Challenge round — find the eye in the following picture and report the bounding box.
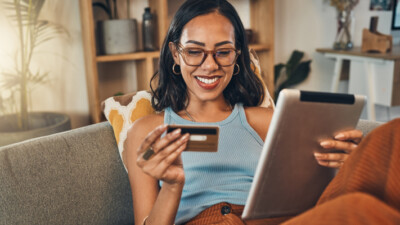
[215,49,233,57]
[185,48,204,57]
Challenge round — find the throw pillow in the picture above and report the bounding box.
[102,90,155,168]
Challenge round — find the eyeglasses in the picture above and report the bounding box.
[175,43,241,67]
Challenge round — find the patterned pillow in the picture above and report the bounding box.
[102,90,155,167]
[102,49,275,170]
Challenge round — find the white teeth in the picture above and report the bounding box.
[196,76,219,84]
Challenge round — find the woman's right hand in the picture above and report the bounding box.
[136,124,190,185]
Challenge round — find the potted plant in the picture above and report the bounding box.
[0,0,71,146]
[274,50,312,102]
[94,0,139,55]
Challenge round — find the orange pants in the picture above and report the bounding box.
[185,119,400,225]
[185,202,291,225]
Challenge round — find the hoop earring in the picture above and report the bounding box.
[233,64,240,75]
[172,63,181,75]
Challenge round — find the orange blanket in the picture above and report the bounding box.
[283,118,400,224]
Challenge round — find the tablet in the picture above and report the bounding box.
[242,89,366,220]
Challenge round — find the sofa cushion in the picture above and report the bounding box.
[0,122,134,225]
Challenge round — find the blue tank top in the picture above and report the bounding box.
[163,103,264,224]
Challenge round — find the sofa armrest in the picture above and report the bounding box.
[0,122,134,225]
[356,119,383,135]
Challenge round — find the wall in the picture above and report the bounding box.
[275,0,400,121]
[0,1,89,128]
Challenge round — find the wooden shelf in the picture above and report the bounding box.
[96,51,160,62]
[79,0,274,123]
[249,43,271,52]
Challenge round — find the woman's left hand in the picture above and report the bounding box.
[314,129,363,168]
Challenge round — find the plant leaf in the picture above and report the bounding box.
[278,60,311,91]
[274,63,285,86]
[286,50,304,79]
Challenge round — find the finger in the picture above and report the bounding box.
[140,134,189,179]
[316,159,344,168]
[137,133,188,169]
[151,128,183,154]
[159,140,189,181]
[314,152,348,162]
[152,133,189,162]
[320,140,358,153]
[334,129,363,144]
[138,124,168,156]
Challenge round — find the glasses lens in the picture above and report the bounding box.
[182,48,205,66]
[214,49,237,66]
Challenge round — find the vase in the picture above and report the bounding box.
[333,10,354,50]
[97,19,139,55]
[0,112,71,147]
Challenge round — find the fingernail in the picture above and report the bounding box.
[181,133,190,141]
[335,133,345,140]
[172,128,181,135]
[314,152,323,158]
[159,124,168,130]
[320,141,331,148]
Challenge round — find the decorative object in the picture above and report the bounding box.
[142,7,156,51]
[245,29,254,44]
[392,0,400,29]
[94,0,139,54]
[370,0,393,11]
[97,19,138,54]
[0,112,71,146]
[274,50,311,102]
[0,0,71,146]
[330,0,359,50]
[362,17,392,53]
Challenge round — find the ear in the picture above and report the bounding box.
[169,42,180,65]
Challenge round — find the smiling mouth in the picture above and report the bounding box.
[195,76,220,84]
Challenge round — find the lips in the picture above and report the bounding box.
[195,76,221,90]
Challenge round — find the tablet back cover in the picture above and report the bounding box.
[242,89,365,220]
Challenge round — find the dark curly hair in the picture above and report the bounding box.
[150,0,265,112]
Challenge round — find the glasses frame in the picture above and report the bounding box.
[175,43,241,67]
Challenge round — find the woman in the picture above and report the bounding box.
[125,0,362,224]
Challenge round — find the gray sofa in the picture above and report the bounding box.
[0,120,382,225]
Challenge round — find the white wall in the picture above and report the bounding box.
[0,1,89,128]
[275,0,393,92]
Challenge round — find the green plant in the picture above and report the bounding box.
[93,0,130,19]
[0,0,68,130]
[274,50,311,101]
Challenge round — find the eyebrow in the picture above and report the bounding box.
[185,40,233,47]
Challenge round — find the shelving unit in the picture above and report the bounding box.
[79,0,274,123]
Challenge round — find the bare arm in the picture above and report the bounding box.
[124,114,189,224]
[245,106,274,142]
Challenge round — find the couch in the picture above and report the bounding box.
[0,120,382,225]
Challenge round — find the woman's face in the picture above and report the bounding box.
[170,12,236,104]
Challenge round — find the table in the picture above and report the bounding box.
[316,47,400,121]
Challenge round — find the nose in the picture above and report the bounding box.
[201,53,219,70]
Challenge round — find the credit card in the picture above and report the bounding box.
[167,125,219,152]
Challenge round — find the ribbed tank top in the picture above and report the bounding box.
[163,103,264,224]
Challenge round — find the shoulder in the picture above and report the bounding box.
[129,112,164,136]
[126,112,165,145]
[244,106,273,142]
